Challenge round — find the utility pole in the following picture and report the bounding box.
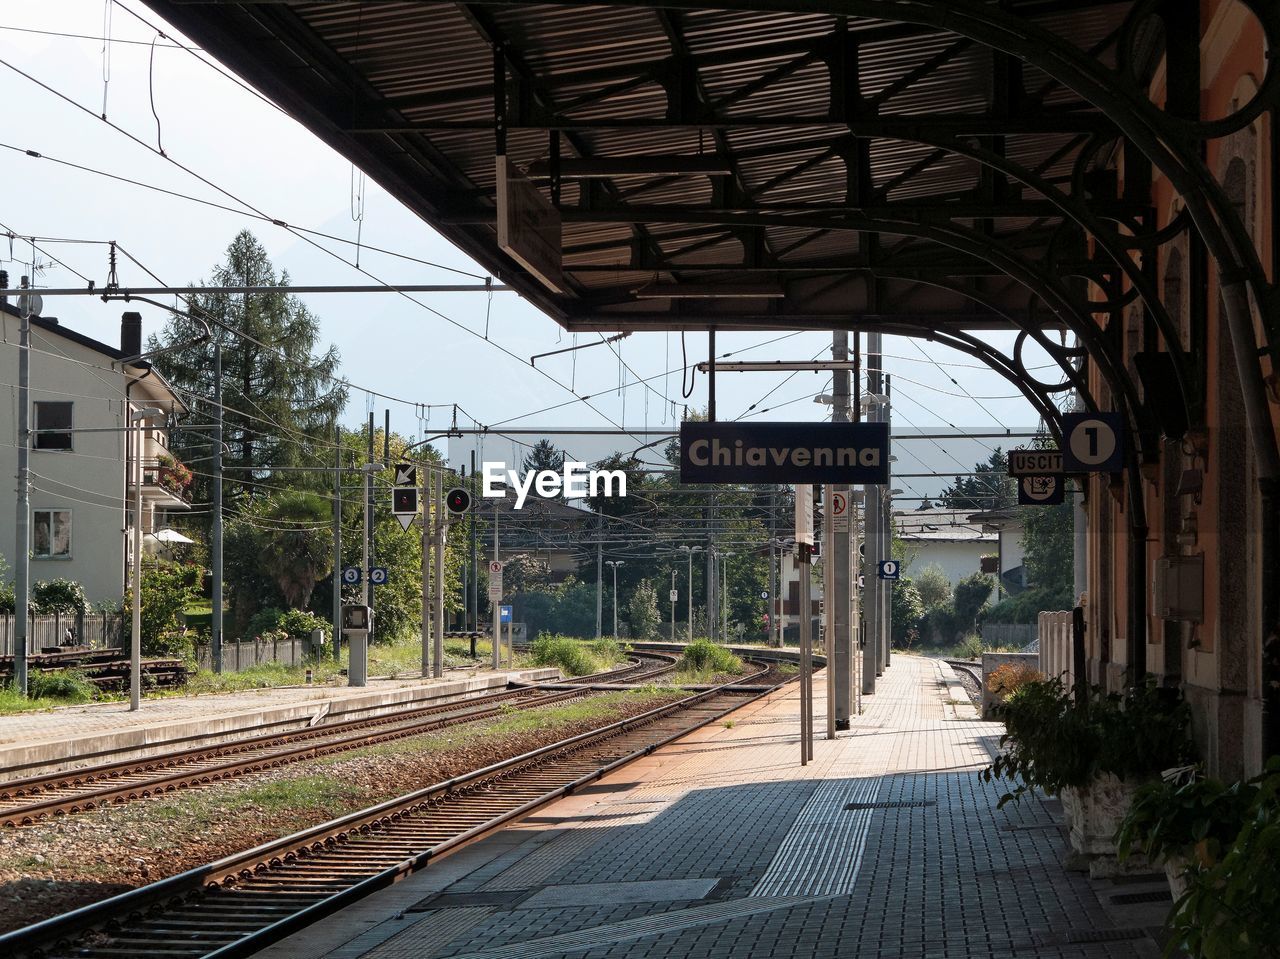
[332,424,342,662]
[606,560,623,638]
[670,568,676,641]
[831,329,854,728]
[720,552,729,641]
[351,411,374,687]
[433,472,445,678]
[13,284,30,696]
[421,466,432,678]
[768,489,778,647]
[680,545,701,642]
[707,494,716,641]
[595,511,603,639]
[469,449,478,649]
[492,497,501,669]
[211,341,223,674]
[863,332,882,694]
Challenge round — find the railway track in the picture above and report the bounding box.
[1,664,780,959]
[0,653,679,828]
[943,659,983,704]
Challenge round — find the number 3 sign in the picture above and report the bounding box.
[1061,412,1125,473]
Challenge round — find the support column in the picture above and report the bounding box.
[862,331,882,693]
[832,330,853,728]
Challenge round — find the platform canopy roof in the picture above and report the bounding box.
[147,1,1157,336]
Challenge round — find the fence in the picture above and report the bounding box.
[194,637,311,672]
[1037,610,1075,688]
[979,623,1037,650]
[0,612,124,657]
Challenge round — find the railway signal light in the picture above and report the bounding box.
[445,487,472,515]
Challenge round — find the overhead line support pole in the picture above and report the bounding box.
[333,425,342,662]
[211,340,223,674]
[14,301,30,696]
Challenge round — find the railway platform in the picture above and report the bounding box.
[253,655,1167,959]
[0,666,558,778]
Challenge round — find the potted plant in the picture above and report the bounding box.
[983,678,1195,861]
[1166,758,1280,957]
[1115,767,1257,899]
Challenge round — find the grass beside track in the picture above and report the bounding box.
[0,634,516,714]
[0,688,687,934]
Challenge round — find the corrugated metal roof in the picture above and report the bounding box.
[144,0,1133,332]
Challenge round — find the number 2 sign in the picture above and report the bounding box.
[1061,412,1125,473]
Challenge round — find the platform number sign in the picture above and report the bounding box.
[341,566,362,586]
[878,560,901,581]
[760,590,770,600]
[369,567,388,586]
[1062,412,1125,473]
[1018,474,1065,506]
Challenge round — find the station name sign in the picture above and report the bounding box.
[1007,448,1062,477]
[679,422,890,485]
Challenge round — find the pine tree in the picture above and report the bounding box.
[149,231,348,512]
[522,439,564,474]
[938,448,1016,511]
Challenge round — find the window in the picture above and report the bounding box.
[33,509,72,559]
[33,401,72,451]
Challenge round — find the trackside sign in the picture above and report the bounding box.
[679,422,890,485]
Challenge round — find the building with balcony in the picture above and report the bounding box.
[0,302,189,603]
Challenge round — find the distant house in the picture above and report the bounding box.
[894,507,996,588]
[967,508,1028,600]
[0,302,189,603]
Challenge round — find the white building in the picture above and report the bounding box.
[967,507,1028,599]
[894,507,996,587]
[1,302,188,603]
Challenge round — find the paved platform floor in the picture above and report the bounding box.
[254,656,1167,959]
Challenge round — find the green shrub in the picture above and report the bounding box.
[677,639,743,675]
[29,669,98,703]
[32,578,87,614]
[125,564,201,659]
[891,579,924,648]
[981,585,1075,624]
[277,608,331,641]
[953,572,995,626]
[244,606,285,641]
[957,634,985,659]
[528,634,597,677]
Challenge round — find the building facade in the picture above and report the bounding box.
[0,303,188,605]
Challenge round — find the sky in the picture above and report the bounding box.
[0,1,1059,489]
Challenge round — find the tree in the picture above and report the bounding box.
[891,579,925,648]
[1022,498,1074,595]
[914,564,953,611]
[255,491,334,610]
[503,553,552,594]
[150,231,348,512]
[938,449,1016,511]
[522,439,564,474]
[953,572,995,628]
[628,578,661,640]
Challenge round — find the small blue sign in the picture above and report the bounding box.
[369,567,389,585]
[499,605,512,624]
[878,560,901,581]
[1061,411,1125,473]
[341,566,362,586]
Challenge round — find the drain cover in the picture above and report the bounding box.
[1110,890,1173,905]
[844,800,936,810]
[1065,927,1148,943]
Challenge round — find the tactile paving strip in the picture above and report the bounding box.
[749,776,883,897]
